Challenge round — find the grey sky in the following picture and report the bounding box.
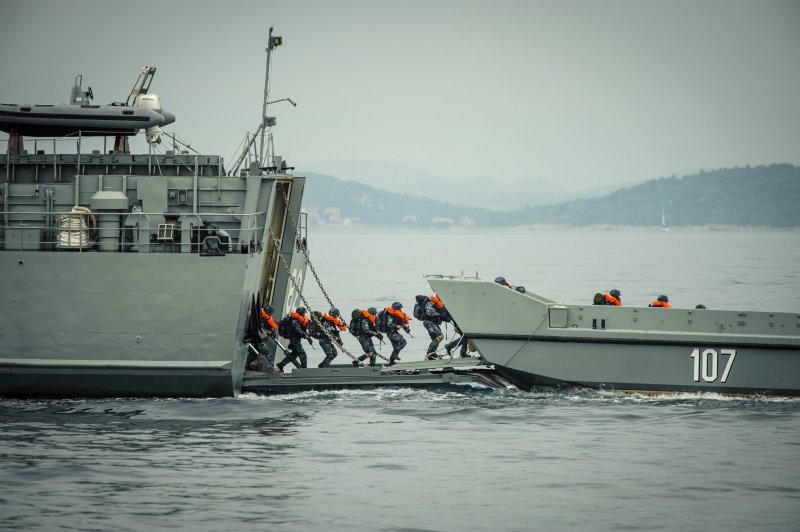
[1,0,798,188]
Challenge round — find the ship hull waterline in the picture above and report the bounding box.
[472,336,800,396]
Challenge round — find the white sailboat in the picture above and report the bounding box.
[661,205,669,232]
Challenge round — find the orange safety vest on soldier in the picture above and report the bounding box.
[429,294,444,310]
[324,313,347,331]
[261,309,278,331]
[291,311,309,328]
[603,294,622,306]
[361,308,376,324]
[649,300,671,308]
[387,306,411,325]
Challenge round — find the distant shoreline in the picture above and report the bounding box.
[306,224,800,232]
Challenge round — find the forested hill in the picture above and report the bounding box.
[302,164,800,228]
[493,164,800,227]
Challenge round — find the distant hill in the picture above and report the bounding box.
[298,160,611,209]
[493,164,800,228]
[302,164,800,228]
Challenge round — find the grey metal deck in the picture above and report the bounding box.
[242,356,511,393]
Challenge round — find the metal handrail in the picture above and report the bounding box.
[1,209,269,254]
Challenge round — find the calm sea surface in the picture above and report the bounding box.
[2,229,799,531]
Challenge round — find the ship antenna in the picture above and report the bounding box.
[230,28,295,175]
[259,27,282,168]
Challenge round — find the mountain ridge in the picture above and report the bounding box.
[301,164,800,228]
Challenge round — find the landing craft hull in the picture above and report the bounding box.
[427,277,800,396]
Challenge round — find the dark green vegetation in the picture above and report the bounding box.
[303,164,800,228]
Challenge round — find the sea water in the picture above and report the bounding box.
[1,228,799,531]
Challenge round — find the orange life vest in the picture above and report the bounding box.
[324,313,347,331]
[361,309,376,324]
[650,300,671,308]
[603,294,622,306]
[387,306,410,325]
[261,309,278,330]
[291,311,309,328]
[429,294,444,309]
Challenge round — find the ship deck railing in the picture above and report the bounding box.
[0,209,283,255]
[2,131,227,179]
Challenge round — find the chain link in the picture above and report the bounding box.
[279,185,336,308]
[267,228,388,364]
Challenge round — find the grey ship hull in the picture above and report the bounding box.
[0,149,308,398]
[427,278,800,395]
[2,252,253,397]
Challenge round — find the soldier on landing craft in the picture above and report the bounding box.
[414,294,445,360]
[248,304,278,369]
[384,302,411,366]
[352,307,382,367]
[318,308,347,368]
[649,295,671,308]
[276,307,313,372]
[593,289,622,306]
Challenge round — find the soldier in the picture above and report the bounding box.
[423,294,446,360]
[276,307,313,372]
[444,318,469,358]
[352,307,383,367]
[649,295,671,308]
[594,289,622,306]
[385,302,411,365]
[318,308,347,368]
[247,304,278,370]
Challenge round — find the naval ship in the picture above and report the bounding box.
[427,276,800,395]
[0,30,310,398]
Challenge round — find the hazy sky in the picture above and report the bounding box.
[1,0,798,188]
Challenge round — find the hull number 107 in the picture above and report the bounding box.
[690,348,736,383]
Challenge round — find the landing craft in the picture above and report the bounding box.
[427,275,800,396]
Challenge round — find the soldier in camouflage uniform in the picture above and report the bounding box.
[318,308,347,368]
[352,307,383,367]
[444,320,469,358]
[385,301,411,365]
[276,307,313,372]
[423,295,445,360]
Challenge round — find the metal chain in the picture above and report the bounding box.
[267,228,388,364]
[275,184,390,363]
[278,184,336,309]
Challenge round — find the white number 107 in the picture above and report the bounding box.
[690,348,736,383]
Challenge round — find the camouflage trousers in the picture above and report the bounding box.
[280,337,307,369]
[318,338,338,368]
[423,321,443,355]
[387,329,407,364]
[445,334,469,357]
[357,335,377,366]
[246,338,274,369]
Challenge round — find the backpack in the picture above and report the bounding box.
[278,314,293,339]
[593,293,604,305]
[308,311,325,339]
[376,308,389,333]
[413,295,427,321]
[349,309,362,336]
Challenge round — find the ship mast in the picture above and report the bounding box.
[259,27,280,168]
[231,27,295,175]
